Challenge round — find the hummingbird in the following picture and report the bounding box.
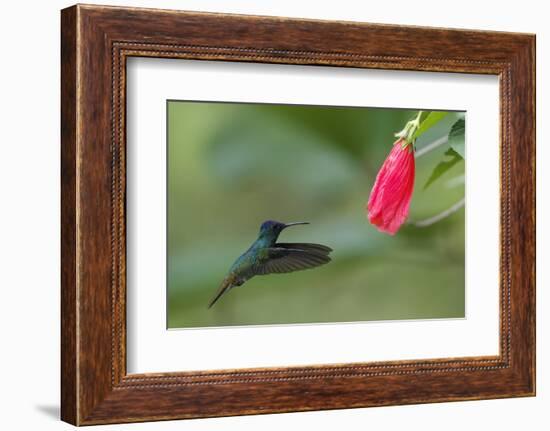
[208,220,332,308]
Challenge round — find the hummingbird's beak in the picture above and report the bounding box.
[283,221,310,229]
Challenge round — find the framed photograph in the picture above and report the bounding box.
[61,4,535,425]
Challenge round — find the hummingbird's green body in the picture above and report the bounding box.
[208,220,332,308]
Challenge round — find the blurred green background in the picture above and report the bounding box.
[167,101,465,329]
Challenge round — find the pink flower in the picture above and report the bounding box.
[367,138,415,235]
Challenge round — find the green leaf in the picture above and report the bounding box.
[413,111,448,139]
[423,148,463,190]
[448,118,465,159]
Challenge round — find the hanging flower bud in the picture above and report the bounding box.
[367,138,415,234]
[367,112,421,235]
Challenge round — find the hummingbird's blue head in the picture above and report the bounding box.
[260,220,286,235]
[259,220,310,237]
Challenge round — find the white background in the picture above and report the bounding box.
[127,59,499,373]
[0,0,547,430]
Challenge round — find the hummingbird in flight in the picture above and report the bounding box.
[208,220,332,308]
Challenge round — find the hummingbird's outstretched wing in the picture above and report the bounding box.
[275,243,333,254]
[208,243,332,308]
[253,244,332,275]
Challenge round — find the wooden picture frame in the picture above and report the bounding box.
[61,4,535,425]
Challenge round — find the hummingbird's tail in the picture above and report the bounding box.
[208,275,236,308]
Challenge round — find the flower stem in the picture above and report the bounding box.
[415,136,448,158]
[395,110,423,146]
[411,197,465,227]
